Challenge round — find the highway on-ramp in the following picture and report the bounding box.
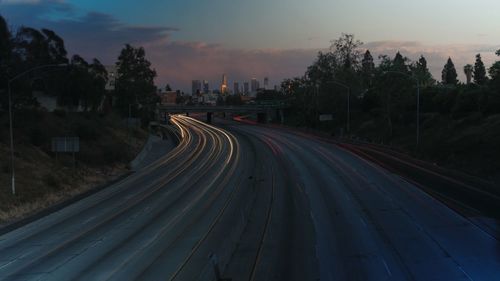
[0,115,498,281]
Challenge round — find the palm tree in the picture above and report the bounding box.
[463,64,473,85]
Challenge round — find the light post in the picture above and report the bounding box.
[382,71,420,148]
[326,80,351,133]
[7,63,68,195]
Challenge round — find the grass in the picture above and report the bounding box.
[0,110,147,225]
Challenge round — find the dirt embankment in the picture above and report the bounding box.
[0,110,148,225]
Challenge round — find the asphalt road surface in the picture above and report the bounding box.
[0,115,498,281]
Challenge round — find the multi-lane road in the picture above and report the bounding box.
[0,115,499,280]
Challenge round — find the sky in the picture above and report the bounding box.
[1,0,499,92]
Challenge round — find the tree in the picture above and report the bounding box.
[88,59,108,111]
[115,44,158,121]
[463,64,473,85]
[0,15,12,109]
[165,84,172,91]
[0,15,10,65]
[392,52,409,73]
[489,50,500,91]
[330,33,363,71]
[361,50,375,87]
[442,57,458,85]
[473,54,488,85]
[306,51,336,84]
[41,29,68,64]
[412,55,434,86]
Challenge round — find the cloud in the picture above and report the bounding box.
[1,1,498,92]
[0,0,43,4]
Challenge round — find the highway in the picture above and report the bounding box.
[0,115,499,280]
[0,115,255,280]
[227,123,500,281]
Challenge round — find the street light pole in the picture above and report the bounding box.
[382,71,420,148]
[7,63,68,195]
[7,80,15,195]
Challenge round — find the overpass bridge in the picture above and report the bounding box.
[157,104,288,123]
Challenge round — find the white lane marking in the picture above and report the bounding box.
[0,259,16,270]
[382,258,392,276]
[457,265,474,281]
[359,217,367,228]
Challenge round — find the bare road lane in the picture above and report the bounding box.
[227,122,500,281]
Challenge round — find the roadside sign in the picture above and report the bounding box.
[319,114,333,121]
[51,137,80,153]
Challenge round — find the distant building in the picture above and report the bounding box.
[200,92,217,105]
[105,65,117,91]
[243,82,249,94]
[264,77,269,89]
[203,80,210,94]
[251,78,260,93]
[192,80,202,95]
[220,74,228,94]
[160,91,178,105]
[233,82,240,95]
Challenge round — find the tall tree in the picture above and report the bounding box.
[463,64,473,85]
[115,44,158,118]
[41,29,69,64]
[361,50,375,87]
[442,57,458,85]
[392,52,409,73]
[473,53,488,85]
[330,33,363,71]
[64,54,90,109]
[88,59,108,111]
[0,15,10,63]
[0,15,11,109]
[412,55,434,86]
[489,50,500,90]
[306,51,336,84]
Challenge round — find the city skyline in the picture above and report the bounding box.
[189,76,271,95]
[1,0,499,92]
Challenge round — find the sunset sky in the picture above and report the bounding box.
[1,0,499,92]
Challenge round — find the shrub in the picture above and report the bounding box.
[74,120,99,141]
[42,173,60,189]
[29,127,49,147]
[52,109,67,118]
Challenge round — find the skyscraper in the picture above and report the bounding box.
[220,74,228,94]
[251,78,260,93]
[233,82,240,95]
[192,80,202,95]
[264,77,269,89]
[243,82,249,95]
[203,80,209,94]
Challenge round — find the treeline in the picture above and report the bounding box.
[281,34,500,141]
[0,15,158,121]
